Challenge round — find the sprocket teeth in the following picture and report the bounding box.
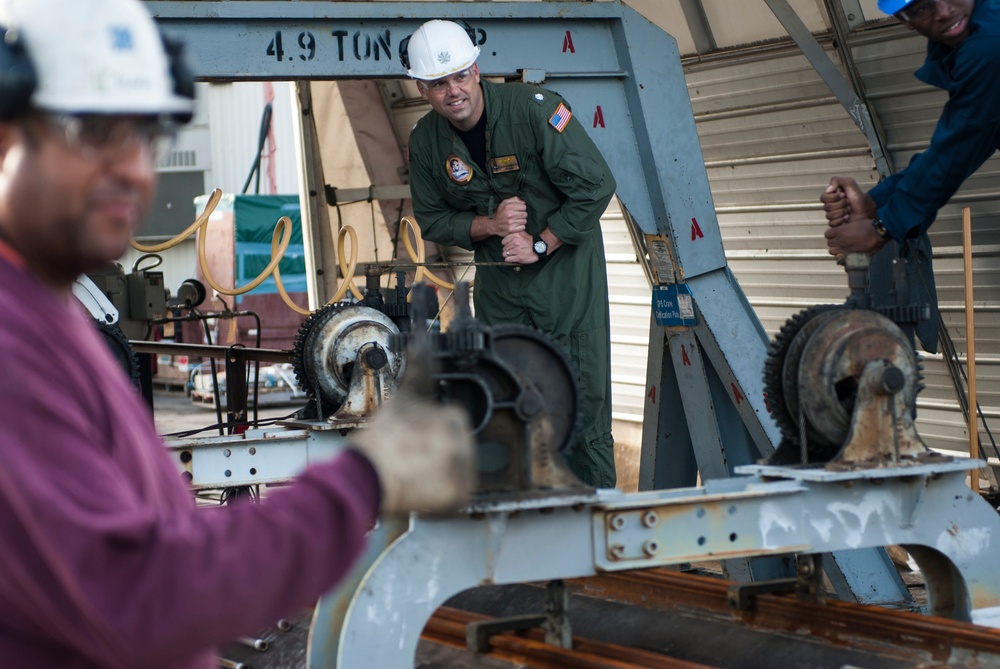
[762,304,842,457]
[290,303,347,400]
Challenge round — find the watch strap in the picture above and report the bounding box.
[872,217,890,239]
[532,234,548,258]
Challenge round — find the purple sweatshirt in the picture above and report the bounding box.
[0,248,381,668]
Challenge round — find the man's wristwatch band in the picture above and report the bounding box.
[872,216,890,240]
[532,234,548,258]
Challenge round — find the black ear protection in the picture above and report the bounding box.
[160,30,196,123]
[398,19,478,73]
[0,25,38,121]
[398,35,412,71]
[399,34,413,72]
[0,23,196,123]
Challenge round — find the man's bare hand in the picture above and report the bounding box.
[490,197,527,236]
[820,176,887,258]
[821,177,875,228]
[824,217,888,258]
[501,231,532,264]
[470,196,528,242]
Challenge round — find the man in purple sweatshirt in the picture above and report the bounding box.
[0,1,476,667]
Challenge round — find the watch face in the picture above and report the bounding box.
[534,240,547,254]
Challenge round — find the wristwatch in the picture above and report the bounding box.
[532,234,548,258]
[871,216,890,240]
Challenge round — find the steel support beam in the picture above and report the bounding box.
[762,0,891,177]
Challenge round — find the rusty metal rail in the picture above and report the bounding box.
[419,569,1000,668]
[581,569,1000,663]
[425,605,720,669]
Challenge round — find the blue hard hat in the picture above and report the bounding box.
[878,0,914,14]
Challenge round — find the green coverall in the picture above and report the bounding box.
[408,79,618,488]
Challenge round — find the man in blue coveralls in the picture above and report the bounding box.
[821,0,999,256]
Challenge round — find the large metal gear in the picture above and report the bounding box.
[427,321,583,494]
[446,324,581,458]
[395,282,584,493]
[763,304,843,463]
[764,305,923,465]
[291,302,404,414]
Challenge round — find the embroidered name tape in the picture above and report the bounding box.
[490,155,520,174]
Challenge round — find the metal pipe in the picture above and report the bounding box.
[129,341,290,364]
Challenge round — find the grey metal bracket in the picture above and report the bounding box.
[466,579,572,652]
[727,554,824,611]
[466,615,546,653]
[727,577,797,610]
[306,458,1000,668]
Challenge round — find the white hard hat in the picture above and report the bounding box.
[403,20,480,81]
[0,0,194,117]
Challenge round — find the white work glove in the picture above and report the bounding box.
[349,389,477,516]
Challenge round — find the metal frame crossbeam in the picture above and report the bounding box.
[313,461,1000,667]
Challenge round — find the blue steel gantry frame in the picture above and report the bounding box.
[147,2,909,604]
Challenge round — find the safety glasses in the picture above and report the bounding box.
[38,113,177,159]
[896,0,951,22]
[423,68,475,95]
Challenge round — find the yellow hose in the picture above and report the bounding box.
[332,226,364,302]
[131,188,224,254]
[131,192,478,315]
[400,216,473,293]
[130,188,363,315]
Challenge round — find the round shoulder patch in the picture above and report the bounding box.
[446,154,473,184]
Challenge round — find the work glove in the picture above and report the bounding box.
[349,388,477,516]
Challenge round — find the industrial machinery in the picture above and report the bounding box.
[164,267,1000,668]
[762,254,938,470]
[138,2,1000,667]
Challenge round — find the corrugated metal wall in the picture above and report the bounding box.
[204,81,301,196]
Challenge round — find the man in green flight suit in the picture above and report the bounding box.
[402,19,618,488]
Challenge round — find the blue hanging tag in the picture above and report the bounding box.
[652,284,696,327]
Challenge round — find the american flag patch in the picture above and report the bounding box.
[549,103,572,132]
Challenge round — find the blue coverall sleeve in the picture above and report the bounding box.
[873,38,1000,240]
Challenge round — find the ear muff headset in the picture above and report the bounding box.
[398,35,413,72]
[160,31,196,123]
[0,23,195,123]
[0,26,38,121]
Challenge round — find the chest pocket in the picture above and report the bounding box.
[552,152,605,197]
[489,150,537,199]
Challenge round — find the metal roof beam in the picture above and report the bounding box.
[679,0,717,54]
[762,0,891,178]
